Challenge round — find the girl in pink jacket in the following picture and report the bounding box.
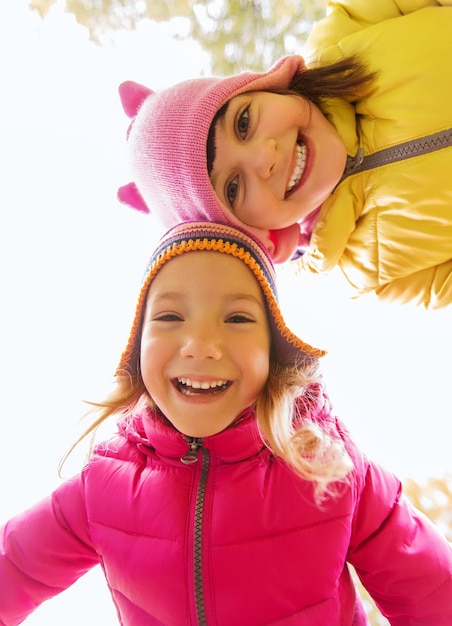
[1,221,452,625]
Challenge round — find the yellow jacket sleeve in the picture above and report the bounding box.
[305,0,452,60]
[375,260,452,309]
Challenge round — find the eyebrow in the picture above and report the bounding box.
[226,293,266,308]
[209,113,230,191]
[148,291,184,302]
[149,290,265,308]
[210,166,220,190]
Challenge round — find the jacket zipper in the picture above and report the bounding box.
[181,437,210,626]
[292,127,452,260]
[340,127,452,183]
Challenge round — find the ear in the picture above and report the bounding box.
[268,225,302,263]
[117,182,150,214]
[118,81,153,118]
[237,224,300,263]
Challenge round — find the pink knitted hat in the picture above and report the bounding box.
[117,221,325,379]
[118,55,306,263]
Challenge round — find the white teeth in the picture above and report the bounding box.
[178,377,228,389]
[287,142,307,193]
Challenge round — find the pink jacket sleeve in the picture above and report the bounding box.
[348,458,452,624]
[0,474,99,625]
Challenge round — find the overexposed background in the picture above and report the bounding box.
[1,2,451,624]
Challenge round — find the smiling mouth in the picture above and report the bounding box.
[176,377,231,396]
[286,141,307,195]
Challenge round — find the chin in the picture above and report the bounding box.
[175,422,228,438]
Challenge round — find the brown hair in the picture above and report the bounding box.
[286,55,376,107]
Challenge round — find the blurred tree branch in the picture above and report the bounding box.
[28,0,327,73]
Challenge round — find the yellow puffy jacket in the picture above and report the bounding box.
[301,0,452,308]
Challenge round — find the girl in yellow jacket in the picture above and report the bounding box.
[118,0,452,309]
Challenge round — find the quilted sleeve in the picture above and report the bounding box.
[348,461,452,624]
[0,475,99,625]
[304,0,450,59]
[374,260,452,309]
[326,0,448,23]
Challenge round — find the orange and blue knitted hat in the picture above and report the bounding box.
[117,55,306,264]
[117,222,325,378]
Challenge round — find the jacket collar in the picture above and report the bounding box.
[120,406,266,464]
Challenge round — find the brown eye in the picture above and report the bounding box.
[226,314,253,323]
[154,313,183,322]
[226,176,239,207]
[237,107,249,139]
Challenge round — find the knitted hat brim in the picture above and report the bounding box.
[117,222,325,378]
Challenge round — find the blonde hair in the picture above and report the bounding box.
[58,372,145,475]
[60,359,352,501]
[256,361,353,500]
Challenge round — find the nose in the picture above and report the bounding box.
[180,326,222,360]
[253,138,277,180]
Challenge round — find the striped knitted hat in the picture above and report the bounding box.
[117,222,325,378]
[117,55,306,264]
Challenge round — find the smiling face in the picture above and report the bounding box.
[209,91,347,230]
[140,251,271,437]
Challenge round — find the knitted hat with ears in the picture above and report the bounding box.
[117,55,307,264]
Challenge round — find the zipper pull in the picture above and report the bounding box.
[181,437,203,464]
[340,147,364,183]
[348,147,364,171]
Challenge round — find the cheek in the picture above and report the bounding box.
[140,337,151,372]
[249,344,271,386]
[247,362,270,406]
[140,337,166,387]
[292,97,312,125]
[239,186,278,226]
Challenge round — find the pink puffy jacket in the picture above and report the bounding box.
[1,400,452,625]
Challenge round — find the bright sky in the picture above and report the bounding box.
[1,2,451,624]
